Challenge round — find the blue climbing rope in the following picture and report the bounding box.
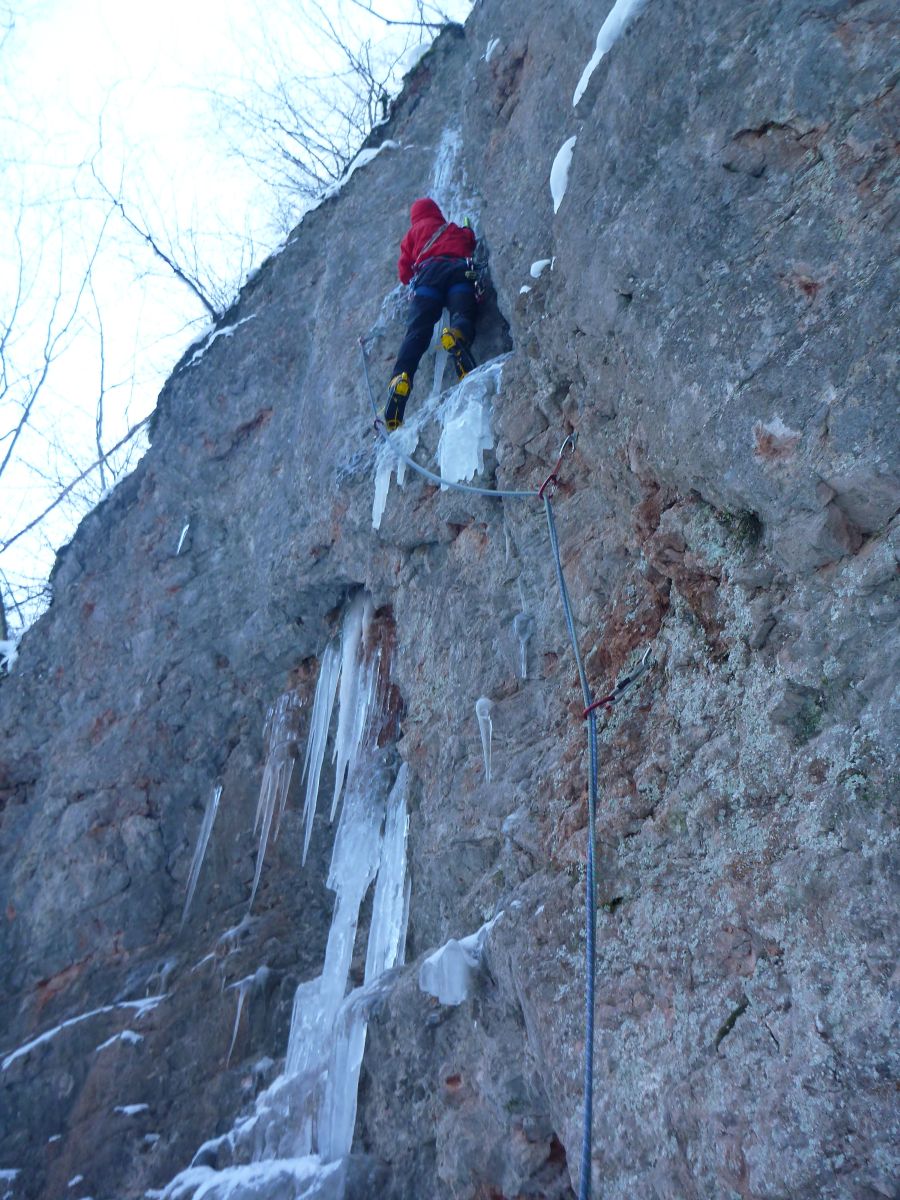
[359,333,610,1199]
[544,496,598,1200]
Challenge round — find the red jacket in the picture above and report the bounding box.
[397,198,476,285]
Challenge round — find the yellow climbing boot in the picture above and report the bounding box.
[382,372,411,431]
[440,327,476,380]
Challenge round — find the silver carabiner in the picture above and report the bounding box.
[558,432,578,458]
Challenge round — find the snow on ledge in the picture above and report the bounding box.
[187,315,256,369]
[419,914,501,1006]
[573,0,650,106]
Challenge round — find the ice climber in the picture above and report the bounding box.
[382,197,478,430]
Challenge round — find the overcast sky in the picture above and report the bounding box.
[0,0,471,636]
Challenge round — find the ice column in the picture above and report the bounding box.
[513,612,534,680]
[181,784,222,925]
[475,697,494,784]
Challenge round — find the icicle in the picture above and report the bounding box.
[225,968,270,1066]
[181,785,222,925]
[300,640,341,864]
[249,690,303,908]
[475,697,494,783]
[513,612,534,680]
[226,982,247,1066]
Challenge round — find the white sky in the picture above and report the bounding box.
[0,0,471,634]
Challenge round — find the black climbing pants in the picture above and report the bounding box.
[392,257,477,382]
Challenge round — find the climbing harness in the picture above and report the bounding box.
[411,222,450,277]
[359,334,652,1199]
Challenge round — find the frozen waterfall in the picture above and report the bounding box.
[154,596,409,1200]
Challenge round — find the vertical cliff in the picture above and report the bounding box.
[1,2,897,1198]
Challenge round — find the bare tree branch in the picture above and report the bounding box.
[0,413,151,556]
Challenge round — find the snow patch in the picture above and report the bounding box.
[2,995,166,1070]
[519,285,532,295]
[573,0,650,105]
[68,1177,84,1189]
[0,637,19,673]
[186,315,256,368]
[550,136,577,214]
[95,1029,143,1052]
[401,42,430,72]
[530,258,552,278]
[321,140,400,200]
[114,1104,149,1116]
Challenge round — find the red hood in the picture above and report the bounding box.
[410,198,444,224]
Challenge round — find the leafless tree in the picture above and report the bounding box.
[211,0,461,231]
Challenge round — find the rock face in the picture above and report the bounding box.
[1,2,897,1198]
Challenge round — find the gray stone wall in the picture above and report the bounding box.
[0,2,896,1198]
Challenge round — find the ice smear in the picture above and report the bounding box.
[68,1176,84,1188]
[0,1172,19,1182]
[365,765,410,980]
[530,258,552,278]
[182,785,222,924]
[573,0,650,105]
[226,968,270,1065]
[114,1104,149,1116]
[249,690,304,908]
[513,612,534,679]
[430,128,464,219]
[176,523,190,555]
[431,310,450,399]
[330,595,375,821]
[301,640,340,863]
[475,697,494,783]
[550,136,577,214]
[419,915,500,1005]
[484,37,500,61]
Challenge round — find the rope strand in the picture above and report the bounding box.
[357,332,637,1200]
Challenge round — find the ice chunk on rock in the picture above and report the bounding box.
[419,915,501,1006]
[550,136,577,214]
